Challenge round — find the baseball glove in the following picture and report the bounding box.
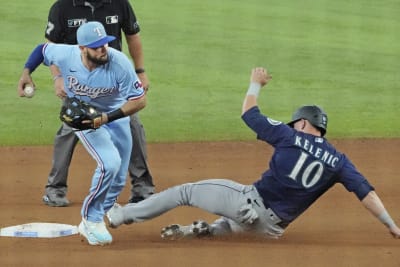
[60,97,102,130]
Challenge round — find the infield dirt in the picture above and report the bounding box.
[1,139,399,267]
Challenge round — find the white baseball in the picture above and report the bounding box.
[24,86,35,98]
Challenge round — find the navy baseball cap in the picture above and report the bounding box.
[77,21,116,48]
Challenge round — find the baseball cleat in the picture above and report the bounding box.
[128,196,145,204]
[191,220,211,237]
[160,224,188,240]
[160,220,211,240]
[106,203,124,228]
[78,218,112,246]
[42,194,70,207]
[128,192,154,204]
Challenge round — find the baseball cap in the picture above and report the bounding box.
[77,21,116,48]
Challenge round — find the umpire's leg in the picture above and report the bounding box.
[45,123,79,202]
[128,113,155,203]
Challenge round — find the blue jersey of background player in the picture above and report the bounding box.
[42,21,146,246]
[247,104,373,226]
[43,43,143,112]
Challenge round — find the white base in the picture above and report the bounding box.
[0,222,78,238]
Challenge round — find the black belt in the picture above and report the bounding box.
[277,221,289,229]
[263,202,289,229]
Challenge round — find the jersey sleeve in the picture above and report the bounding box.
[42,43,71,68]
[112,50,144,100]
[337,155,375,200]
[241,106,294,146]
[42,43,55,66]
[120,0,140,35]
[45,1,65,42]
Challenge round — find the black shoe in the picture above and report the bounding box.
[42,194,70,207]
[128,192,154,204]
[128,196,145,203]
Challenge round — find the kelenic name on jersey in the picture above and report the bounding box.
[293,135,339,168]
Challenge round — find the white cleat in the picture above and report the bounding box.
[78,218,112,246]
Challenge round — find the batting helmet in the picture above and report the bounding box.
[287,105,328,136]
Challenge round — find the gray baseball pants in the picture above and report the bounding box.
[120,179,285,238]
[45,113,154,200]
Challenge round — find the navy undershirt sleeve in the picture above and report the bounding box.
[24,44,45,73]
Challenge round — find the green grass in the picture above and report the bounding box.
[1,0,399,145]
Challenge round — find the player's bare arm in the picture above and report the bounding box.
[121,95,147,116]
[18,39,54,97]
[241,67,272,115]
[49,65,66,99]
[125,33,149,90]
[95,95,147,127]
[81,96,147,129]
[361,190,400,238]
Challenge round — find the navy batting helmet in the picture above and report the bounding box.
[287,105,328,136]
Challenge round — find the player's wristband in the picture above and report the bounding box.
[106,108,125,123]
[135,68,145,74]
[378,211,396,228]
[246,82,261,97]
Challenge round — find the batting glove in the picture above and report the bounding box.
[238,200,259,225]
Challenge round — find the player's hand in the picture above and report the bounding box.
[138,72,150,92]
[250,67,272,87]
[17,68,35,97]
[81,113,106,129]
[54,77,67,99]
[389,225,400,238]
[237,199,259,225]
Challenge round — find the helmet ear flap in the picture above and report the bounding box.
[287,105,328,136]
[287,119,301,128]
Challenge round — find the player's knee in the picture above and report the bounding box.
[102,157,122,176]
